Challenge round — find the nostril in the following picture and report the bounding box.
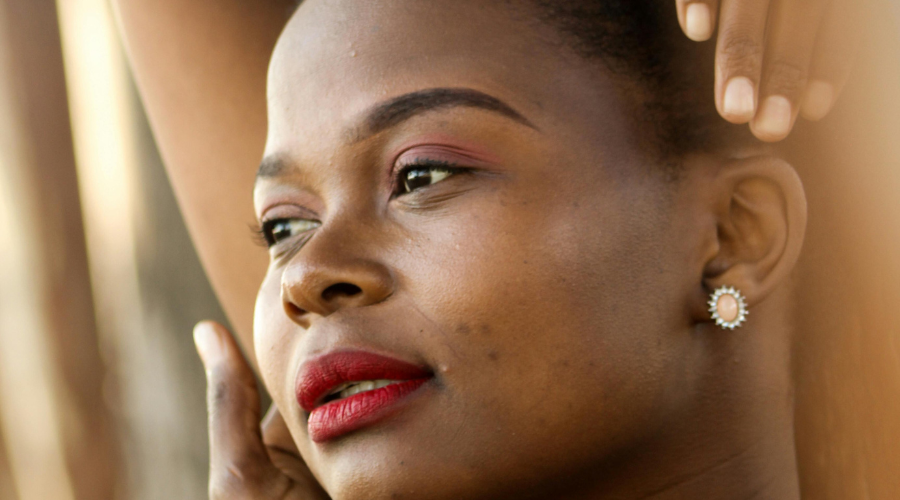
[285,302,307,318]
[321,282,362,302]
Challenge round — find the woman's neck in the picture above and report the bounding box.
[545,319,801,500]
[543,410,800,500]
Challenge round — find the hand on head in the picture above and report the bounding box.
[675,0,870,141]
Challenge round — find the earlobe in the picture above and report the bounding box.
[693,155,807,324]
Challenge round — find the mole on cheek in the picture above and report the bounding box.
[456,323,471,335]
[487,350,500,361]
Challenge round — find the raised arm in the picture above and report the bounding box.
[112,0,296,359]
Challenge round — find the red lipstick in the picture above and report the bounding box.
[296,351,432,443]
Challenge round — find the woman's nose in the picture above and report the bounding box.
[280,253,394,322]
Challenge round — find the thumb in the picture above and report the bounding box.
[193,321,284,494]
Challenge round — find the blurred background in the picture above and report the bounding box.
[0,0,224,498]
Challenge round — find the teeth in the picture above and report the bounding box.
[335,379,398,400]
[326,382,353,396]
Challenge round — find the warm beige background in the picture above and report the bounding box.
[0,0,223,498]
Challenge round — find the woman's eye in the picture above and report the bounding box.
[399,165,460,194]
[261,218,320,247]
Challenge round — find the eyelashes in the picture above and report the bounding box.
[252,218,322,249]
[393,158,467,196]
[251,220,317,265]
[253,157,472,250]
[251,222,269,248]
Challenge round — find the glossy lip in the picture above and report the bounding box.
[296,351,433,443]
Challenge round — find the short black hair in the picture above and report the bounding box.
[530,0,751,160]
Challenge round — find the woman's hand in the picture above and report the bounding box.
[193,321,329,499]
[674,0,871,141]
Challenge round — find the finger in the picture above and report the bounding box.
[194,321,284,496]
[801,0,869,121]
[751,0,829,141]
[262,405,329,497]
[261,404,301,460]
[714,0,773,123]
[676,0,721,42]
[262,405,307,482]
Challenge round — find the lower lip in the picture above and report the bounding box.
[308,378,429,443]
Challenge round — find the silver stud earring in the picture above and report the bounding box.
[708,285,748,330]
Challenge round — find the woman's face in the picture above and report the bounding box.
[255,1,703,498]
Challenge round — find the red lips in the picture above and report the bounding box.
[296,351,432,442]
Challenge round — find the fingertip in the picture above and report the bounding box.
[721,76,757,123]
[193,321,224,368]
[750,95,794,142]
[800,80,835,121]
[685,3,714,42]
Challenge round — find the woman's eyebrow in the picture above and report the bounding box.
[257,88,535,181]
[356,87,537,141]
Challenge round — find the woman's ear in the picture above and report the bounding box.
[690,155,807,323]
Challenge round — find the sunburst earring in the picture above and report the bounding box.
[708,285,748,330]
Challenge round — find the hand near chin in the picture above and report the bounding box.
[675,0,871,142]
[193,321,330,499]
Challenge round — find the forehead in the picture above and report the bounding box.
[266,0,630,156]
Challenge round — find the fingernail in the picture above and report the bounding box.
[193,322,223,367]
[685,3,713,41]
[753,95,793,140]
[801,81,834,121]
[723,77,756,122]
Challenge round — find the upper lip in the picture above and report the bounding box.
[295,350,432,412]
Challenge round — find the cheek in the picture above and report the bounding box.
[400,188,632,358]
[394,185,687,461]
[254,271,297,408]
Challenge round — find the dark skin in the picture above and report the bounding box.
[112,0,864,369]
[191,1,808,498]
